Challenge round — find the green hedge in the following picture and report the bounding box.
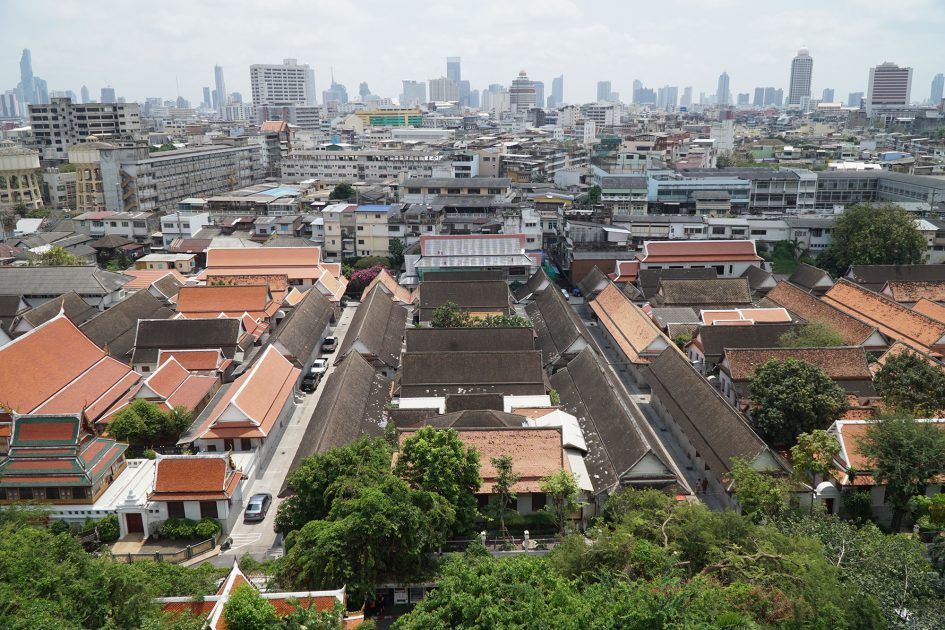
[97,514,120,542]
[160,517,220,540]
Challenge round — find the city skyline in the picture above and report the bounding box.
[2,0,944,106]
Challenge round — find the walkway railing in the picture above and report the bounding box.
[110,537,216,564]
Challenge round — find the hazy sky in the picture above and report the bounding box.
[2,0,944,105]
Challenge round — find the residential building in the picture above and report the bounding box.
[788,47,813,106]
[866,62,913,116]
[429,77,459,102]
[353,108,422,127]
[249,58,316,106]
[525,285,590,368]
[549,75,564,108]
[400,80,426,107]
[931,73,944,105]
[213,65,226,113]
[72,210,160,242]
[716,72,730,106]
[509,71,537,112]
[0,143,43,213]
[158,212,210,248]
[28,97,141,161]
[281,147,445,182]
[41,166,76,209]
[848,91,864,107]
[822,87,835,102]
[0,266,128,309]
[400,177,512,203]
[336,286,407,376]
[634,240,766,278]
[405,234,539,284]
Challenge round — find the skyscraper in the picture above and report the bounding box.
[429,77,459,102]
[680,86,693,109]
[509,71,537,111]
[848,92,864,107]
[930,73,944,105]
[657,86,678,112]
[446,57,461,83]
[359,82,371,99]
[250,59,317,106]
[597,81,612,103]
[866,62,912,115]
[716,72,730,106]
[822,88,835,103]
[16,49,47,105]
[737,93,750,106]
[202,87,212,108]
[322,72,349,107]
[80,85,90,104]
[753,87,765,107]
[214,65,226,112]
[788,47,813,106]
[401,81,426,106]
[532,81,545,108]
[548,75,564,108]
[101,86,116,103]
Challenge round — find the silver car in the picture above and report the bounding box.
[243,493,272,522]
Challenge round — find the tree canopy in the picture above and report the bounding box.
[748,358,848,447]
[29,246,86,267]
[430,301,530,329]
[816,203,926,275]
[107,400,193,445]
[778,321,846,348]
[329,183,355,200]
[874,351,945,416]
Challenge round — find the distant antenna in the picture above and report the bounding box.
[176,75,180,99]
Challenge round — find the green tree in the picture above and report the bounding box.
[489,455,519,540]
[353,255,390,270]
[860,412,945,530]
[29,245,85,267]
[276,437,392,534]
[475,314,531,328]
[874,351,945,416]
[278,475,454,606]
[222,583,277,630]
[429,301,474,328]
[394,427,481,535]
[778,321,846,348]
[104,250,132,272]
[107,399,189,444]
[280,599,347,629]
[816,203,926,275]
[388,237,405,267]
[587,185,602,204]
[540,470,581,535]
[730,458,791,523]
[748,358,848,446]
[790,430,841,513]
[329,183,355,200]
[671,332,692,350]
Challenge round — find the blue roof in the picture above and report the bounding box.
[356,204,394,213]
[258,186,300,197]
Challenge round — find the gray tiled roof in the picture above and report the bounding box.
[0,266,128,297]
[265,288,335,368]
[80,290,175,359]
[337,285,407,370]
[400,350,545,398]
[525,287,588,366]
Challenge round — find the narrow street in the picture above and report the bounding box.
[212,302,359,566]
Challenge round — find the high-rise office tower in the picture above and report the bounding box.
[0,91,19,118]
[632,79,642,93]
[821,88,835,103]
[322,72,348,107]
[737,93,749,106]
[509,71,537,111]
[250,59,317,105]
[532,81,545,108]
[229,92,242,104]
[680,86,693,109]
[202,87,212,108]
[597,81,613,103]
[429,77,459,102]
[788,47,813,106]
[18,49,35,104]
[100,86,116,102]
[469,89,480,108]
[213,65,226,112]
[359,82,371,99]
[401,80,426,107]
[446,57,461,83]
[848,92,864,107]
[752,87,764,107]
[930,73,944,105]
[769,88,784,107]
[551,75,564,107]
[716,72,730,106]
[657,86,678,112]
[866,62,913,115]
[80,85,90,104]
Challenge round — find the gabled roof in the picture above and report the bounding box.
[337,285,407,369]
[637,267,717,299]
[281,352,390,495]
[120,269,188,291]
[577,266,610,298]
[690,323,799,362]
[846,264,945,292]
[741,265,777,293]
[205,246,320,269]
[0,314,139,420]
[589,282,669,364]
[512,267,551,302]
[266,288,335,367]
[149,454,241,502]
[203,273,290,303]
[419,409,527,429]
[181,346,299,443]
[0,266,129,297]
[788,263,834,294]
[131,318,242,366]
[829,419,945,486]
[525,287,588,366]
[912,298,945,323]
[420,233,524,256]
[549,347,679,495]
[399,350,545,397]
[176,285,278,320]
[881,281,945,303]
[363,268,416,305]
[16,291,97,330]
[721,346,874,382]
[657,278,752,306]
[644,349,783,479]
[765,281,878,346]
[80,290,174,358]
[405,327,534,353]
[637,240,762,264]
[418,280,512,319]
[822,279,945,355]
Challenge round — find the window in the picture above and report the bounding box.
[45,488,60,500]
[357,226,364,231]
[223,439,234,451]
[121,221,129,227]
[531,493,547,510]
[358,239,365,245]
[750,229,766,236]
[240,438,252,450]
[712,227,726,235]
[199,501,219,519]
[167,501,185,519]
[206,444,217,452]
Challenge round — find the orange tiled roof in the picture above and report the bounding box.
[177,285,278,320]
[364,268,416,304]
[150,455,241,501]
[912,298,945,323]
[766,281,878,346]
[121,269,188,290]
[638,240,762,264]
[203,273,290,302]
[590,282,668,363]
[722,346,873,382]
[159,349,227,371]
[822,279,945,355]
[206,247,320,268]
[882,281,945,303]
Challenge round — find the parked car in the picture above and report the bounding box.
[243,493,272,522]
[301,358,328,392]
[321,336,338,353]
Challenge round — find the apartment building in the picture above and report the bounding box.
[250,59,316,106]
[28,97,141,161]
[73,210,159,242]
[815,171,945,209]
[281,148,445,182]
[400,177,512,203]
[321,203,395,260]
[158,212,210,248]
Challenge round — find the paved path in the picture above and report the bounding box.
[212,303,358,565]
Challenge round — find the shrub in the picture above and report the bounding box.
[841,490,873,523]
[195,518,221,541]
[97,514,120,542]
[143,449,156,460]
[160,518,197,539]
[49,520,70,535]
